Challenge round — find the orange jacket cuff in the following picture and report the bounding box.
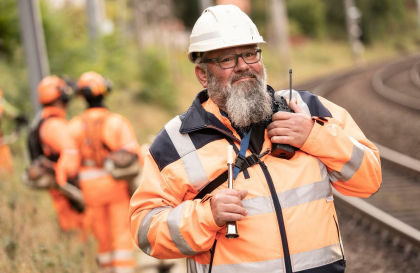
[300,120,323,155]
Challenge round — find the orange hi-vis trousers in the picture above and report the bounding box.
[0,141,14,175]
[80,171,136,273]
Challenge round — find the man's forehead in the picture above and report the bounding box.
[207,45,258,58]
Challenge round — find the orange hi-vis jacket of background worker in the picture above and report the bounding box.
[129,88,382,273]
[0,88,14,175]
[69,71,142,273]
[39,106,84,231]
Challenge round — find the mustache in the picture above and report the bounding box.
[231,72,258,84]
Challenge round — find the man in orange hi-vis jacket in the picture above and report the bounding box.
[129,5,382,273]
[69,71,142,273]
[29,76,84,231]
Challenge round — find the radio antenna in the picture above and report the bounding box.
[289,69,292,110]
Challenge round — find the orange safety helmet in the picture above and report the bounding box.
[76,71,112,98]
[38,76,72,105]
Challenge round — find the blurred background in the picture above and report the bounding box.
[0,0,420,272]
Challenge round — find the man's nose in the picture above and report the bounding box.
[234,56,249,72]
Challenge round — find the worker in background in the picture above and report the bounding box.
[0,87,27,175]
[25,76,84,232]
[69,71,143,273]
[129,5,382,273]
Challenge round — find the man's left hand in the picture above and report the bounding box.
[267,100,314,148]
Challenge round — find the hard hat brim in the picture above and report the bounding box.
[188,40,266,63]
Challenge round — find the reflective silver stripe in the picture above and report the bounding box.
[329,137,365,182]
[78,169,108,180]
[113,250,133,261]
[242,196,273,216]
[167,203,198,256]
[213,258,285,273]
[62,149,79,154]
[165,116,208,191]
[280,166,331,210]
[97,252,112,265]
[114,267,135,273]
[190,31,221,44]
[187,258,209,273]
[187,243,341,273]
[138,206,171,255]
[82,159,97,167]
[242,163,331,215]
[292,243,342,272]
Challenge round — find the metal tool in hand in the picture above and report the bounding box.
[225,145,239,239]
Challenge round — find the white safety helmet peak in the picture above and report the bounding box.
[188,5,265,63]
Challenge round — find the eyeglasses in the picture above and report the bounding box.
[200,49,262,69]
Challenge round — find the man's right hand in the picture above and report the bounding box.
[210,189,248,227]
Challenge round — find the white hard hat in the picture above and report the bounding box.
[188,5,265,63]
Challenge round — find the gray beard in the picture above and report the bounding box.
[207,66,273,129]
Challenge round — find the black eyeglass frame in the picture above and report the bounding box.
[200,49,262,69]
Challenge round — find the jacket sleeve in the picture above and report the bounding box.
[300,97,382,198]
[40,118,80,185]
[129,151,222,259]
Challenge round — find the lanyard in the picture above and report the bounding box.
[233,128,252,180]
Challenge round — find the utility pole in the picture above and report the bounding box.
[268,0,290,75]
[198,0,213,13]
[86,0,104,40]
[417,0,420,30]
[17,0,50,114]
[344,0,364,65]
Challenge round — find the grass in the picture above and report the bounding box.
[0,38,418,272]
[0,158,97,272]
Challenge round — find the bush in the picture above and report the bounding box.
[0,0,20,58]
[286,0,327,39]
[137,47,177,111]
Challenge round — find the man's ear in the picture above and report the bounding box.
[195,65,208,88]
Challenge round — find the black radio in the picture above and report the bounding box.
[271,69,297,159]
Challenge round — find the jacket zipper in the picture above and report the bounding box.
[260,161,293,273]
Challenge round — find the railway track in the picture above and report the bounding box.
[297,55,420,264]
[372,56,420,111]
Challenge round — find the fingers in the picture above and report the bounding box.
[267,127,290,138]
[211,189,249,227]
[270,135,292,145]
[271,111,292,121]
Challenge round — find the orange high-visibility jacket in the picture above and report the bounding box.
[69,108,142,205]
[129,87,382,273]
[0,90,14,175]
[38,107,83,231]
[39,107,80,185]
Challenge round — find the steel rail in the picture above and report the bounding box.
[410,60,420,89]
[333,145,420,249]
[372,55,420,111]
[298,56,420,252]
